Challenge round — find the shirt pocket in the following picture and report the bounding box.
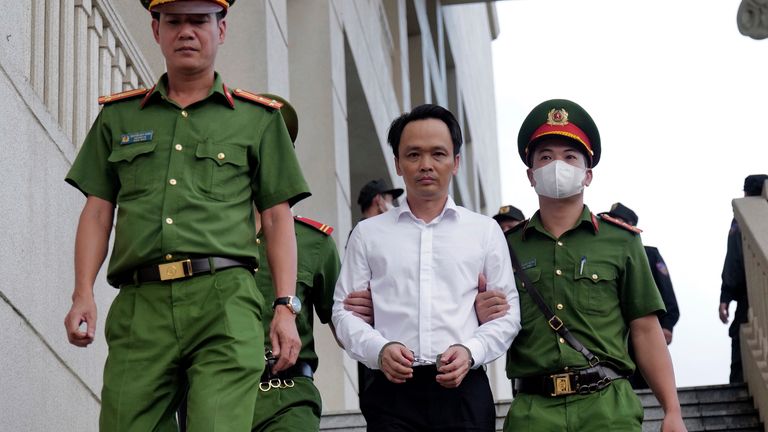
[515,268,542,324]
[573,263,619,315]
[107,141,158,201]
[194,140,249,201]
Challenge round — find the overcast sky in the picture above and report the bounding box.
[492,0,768,387]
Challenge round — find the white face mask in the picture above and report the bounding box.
[532,160,587,199]
[378,199,395,214]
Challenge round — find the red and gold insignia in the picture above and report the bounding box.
[547,108,569,125]
[295,216,334,236]
[231,88,284,109]
[599,213,642,234]
[98,88,150,105]
[222,84,235,109]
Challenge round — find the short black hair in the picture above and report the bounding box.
[386,104,463,157]
[151,10,226,21]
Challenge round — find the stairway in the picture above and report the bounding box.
[640,383,762,432]
[319,383,762,431]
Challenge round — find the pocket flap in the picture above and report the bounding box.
[196,141,247,167]
[108,141,157,163]
[574,264,616,283]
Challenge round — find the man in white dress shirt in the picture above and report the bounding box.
[332,104,521,432]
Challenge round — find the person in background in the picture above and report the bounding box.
[357,179,404,220]
[719,174,768,383]
[602,202,681,389]
[493,204,526,233]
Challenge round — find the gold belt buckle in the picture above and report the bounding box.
[551,373,575,396]
[158,259,193,281]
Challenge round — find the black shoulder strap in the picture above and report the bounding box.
[508,243,600,366]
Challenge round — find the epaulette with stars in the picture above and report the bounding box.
[98,88,150,105]
[295,216,334,236]
[231,88,284,110]
[598,213,643,234]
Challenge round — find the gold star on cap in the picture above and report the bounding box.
[547,108,569,126]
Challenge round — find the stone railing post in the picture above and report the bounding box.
[734,181,768,431]
[28,0,153,148]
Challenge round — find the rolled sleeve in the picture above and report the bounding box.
[65,110,119,203]
[251,111,310,210]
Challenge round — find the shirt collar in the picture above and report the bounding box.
[140,72,235,109]
[396,195,460,224]
[522,205,598,240]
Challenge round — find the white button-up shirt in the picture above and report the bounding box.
[332,196,521,369]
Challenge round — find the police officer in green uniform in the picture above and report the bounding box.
[250,96,341,432]
[62,1,309,430]
[502,99,686,431]
[252,212,340,431]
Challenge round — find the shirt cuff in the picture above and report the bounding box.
[363,336,390,370]
[462,338,486,369]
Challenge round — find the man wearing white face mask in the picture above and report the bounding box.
[501,99,687,432]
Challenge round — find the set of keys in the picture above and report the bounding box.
[260,349,295,392]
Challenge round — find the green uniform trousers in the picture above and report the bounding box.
[503,379,643,432]
[252,377,322,432]
[101,267,266,432]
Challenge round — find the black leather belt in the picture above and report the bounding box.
[515,364,625,397]
[113,256,254,287]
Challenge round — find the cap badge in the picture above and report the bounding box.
[498,205,510,214]
[546,108,569,126]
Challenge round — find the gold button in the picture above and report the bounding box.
[557,241,564,246]
[556,304,564,310]
[169,179,177,186]
[559,337,565,344]
[175,144,183,151]
[256,238,261,245]
[555,269,562,276]
[217,152,225,160]
[165,254,173,261]
[181,110,188,118]
[166,217,173,224]
[255,268,259,273]
[592,274,598,280]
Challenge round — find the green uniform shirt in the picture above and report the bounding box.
[256,217,341,371]
[65,73,310,286]
[506,206,664,378]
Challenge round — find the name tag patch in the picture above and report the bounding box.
[120,130,154,145]
[520,259,537,270]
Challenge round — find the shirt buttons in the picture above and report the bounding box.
[556,304,564,310]
[557,241,564,246]
[165,254,173,261]
[256,238,261,245]
[592,274,599,280]
[169,179,177,186]
[166,217,174,225]
[175,144,183,151]
[217,152,226,160]
[555,269,562,276]
[181,110,189,118]
[559,337,565,344]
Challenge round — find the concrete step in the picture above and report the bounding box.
[320,383,763,431]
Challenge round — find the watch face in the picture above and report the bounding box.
[290,296,302,314]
